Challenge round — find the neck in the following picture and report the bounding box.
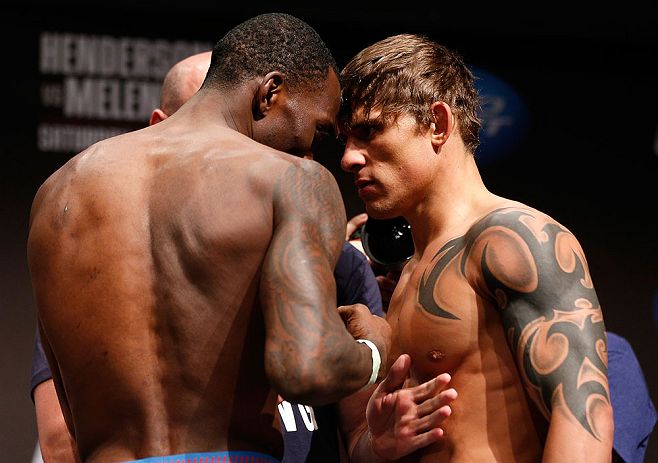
[172,86,256,137]
[406,152,493,253]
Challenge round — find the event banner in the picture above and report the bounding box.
[37,31,212,155]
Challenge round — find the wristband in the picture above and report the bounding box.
[356,339,381,391]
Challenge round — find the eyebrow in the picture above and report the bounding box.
[337,111,382,138]
[347,117,383,133]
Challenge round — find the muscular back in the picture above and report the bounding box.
[27,118,345,462]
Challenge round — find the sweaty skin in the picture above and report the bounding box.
[27,76,383,462]
[389,203,610,463]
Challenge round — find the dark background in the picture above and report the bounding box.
[2,2,657,461]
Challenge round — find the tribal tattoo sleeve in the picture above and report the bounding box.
[418,207,610,440]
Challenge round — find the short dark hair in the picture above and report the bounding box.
[339,34,481,154]
[203,13,338,92]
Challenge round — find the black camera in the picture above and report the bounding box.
[352,216,414,271]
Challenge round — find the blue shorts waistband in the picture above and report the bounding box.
[121,450,280,463]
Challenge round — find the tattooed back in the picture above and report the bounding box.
[387,202,612,463]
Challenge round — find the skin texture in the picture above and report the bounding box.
[338,354,457,462]
[33,52,213,463]
[33,379,80,462]
[28,66,392,463]
[418,207,608,435]
[339,103,614,462]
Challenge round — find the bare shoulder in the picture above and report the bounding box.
[253,146,338,190]
[28,131,141,234]
[273,157,344,238]
[274,158,342,207]
[251,148,346,268]
[479,204,611,445]
[467,200,578,248]
[29,144,97,226]
[242,146,343,214]
[477,199,560,225]
[461,200,592,308]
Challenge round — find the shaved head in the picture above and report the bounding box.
[160,51,212,116]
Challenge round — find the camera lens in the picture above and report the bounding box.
[361,216,414,270]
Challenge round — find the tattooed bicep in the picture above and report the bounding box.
[260,162,350,389]
[472,208,609,439]
[261,160,346,329]
[260,161,346,332]
[272,161,346,264]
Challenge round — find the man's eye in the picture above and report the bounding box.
[359,125,378,138]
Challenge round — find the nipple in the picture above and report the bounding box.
[427,348,446,362]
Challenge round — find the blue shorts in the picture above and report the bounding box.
[121,451,280,463]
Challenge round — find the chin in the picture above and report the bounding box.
[365,203,398,220]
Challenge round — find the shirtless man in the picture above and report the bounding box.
[337,34,614,462]
[31,51,211,463]
[27,14,394,463]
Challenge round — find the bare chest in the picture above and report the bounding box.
[387,240,503,383]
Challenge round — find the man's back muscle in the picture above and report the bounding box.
[28,123,314,461]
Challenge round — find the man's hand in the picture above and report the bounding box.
[367,354,457,460]
[338,304,392,382]
[346,213,368,240]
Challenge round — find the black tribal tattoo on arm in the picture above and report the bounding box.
[418,207,610,440]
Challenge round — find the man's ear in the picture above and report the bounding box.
[429,101,455,148]
[149,108,168,126]
[253,71,284,121]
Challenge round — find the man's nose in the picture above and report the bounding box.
[341,140,366,172]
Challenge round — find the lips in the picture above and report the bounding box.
[355,178,376,196]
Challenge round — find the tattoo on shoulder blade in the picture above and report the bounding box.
[418,207,609,439]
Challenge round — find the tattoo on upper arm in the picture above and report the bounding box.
[418,207,609,439]
[274,162,345,246]
[261,162,347,374]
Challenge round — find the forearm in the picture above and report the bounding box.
[338,381,388,463]
[542,406,614,463]
[350,428,395,463]
[34,380,80,463]
[339,394,394,463]
[263,161,386,405]
[323,337,383,403]
[268,334,380,406]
